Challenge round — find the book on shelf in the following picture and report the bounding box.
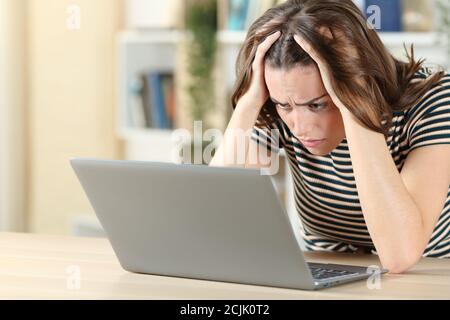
[223,0,279,31]
[127,71,176,130]
[128,77,147,129]
[364,0,403,32]
[140,75,153,128]
[161,74,176,129]
[359,0,434,32]
[227,0,249,31]
[148,73,169,129]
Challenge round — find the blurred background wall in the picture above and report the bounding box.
[1,0,122,234]
[0,0,27,232]
[26,0,122,234]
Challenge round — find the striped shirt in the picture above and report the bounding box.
[252,68,450,258]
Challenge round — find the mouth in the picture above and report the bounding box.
[300,139,325,148]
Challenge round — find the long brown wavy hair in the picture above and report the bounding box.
[231,0,445,137]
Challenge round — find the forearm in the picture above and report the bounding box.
[341,109,425,272]
[210,98,261,167]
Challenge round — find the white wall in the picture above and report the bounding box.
[0,0,27,231]
[27,0,122,234]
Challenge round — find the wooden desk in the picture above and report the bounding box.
[0,232,449,299]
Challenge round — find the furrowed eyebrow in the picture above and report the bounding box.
[271,93,328,106]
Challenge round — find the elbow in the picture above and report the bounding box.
[383,261,413,274]
[381,248,423,274]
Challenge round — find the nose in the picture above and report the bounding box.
[291,108,315,138]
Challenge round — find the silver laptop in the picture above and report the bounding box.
[71,158,387,290]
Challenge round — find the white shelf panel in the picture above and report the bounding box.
[118,127,174,141]
[118,29,184,44]
[380,32,444,47]
[217,30,446,47]
[217,30,247,45]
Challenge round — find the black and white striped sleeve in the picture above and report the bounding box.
[407,74,450,151]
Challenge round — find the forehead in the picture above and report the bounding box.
[264,64,326,102]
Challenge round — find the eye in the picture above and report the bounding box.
[309,102,327,111]
[276,104,292,111]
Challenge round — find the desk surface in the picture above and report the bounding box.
[0,232,449,299]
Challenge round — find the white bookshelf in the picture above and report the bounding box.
[117,30,184,162]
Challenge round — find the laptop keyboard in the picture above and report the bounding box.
[310,266,359,280]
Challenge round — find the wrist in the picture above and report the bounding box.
[235,96,264,116]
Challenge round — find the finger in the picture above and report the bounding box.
[293,34,321,65]
[254,31,281,66]
[294,34,332,88]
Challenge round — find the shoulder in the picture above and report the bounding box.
[405,67,450,119]
[403,67,450,151]
[411,66,450,104]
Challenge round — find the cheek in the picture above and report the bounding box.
[322,110,345,136]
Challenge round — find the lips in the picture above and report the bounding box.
[300,139,325,148]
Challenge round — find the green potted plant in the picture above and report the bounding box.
[184,0,218,164]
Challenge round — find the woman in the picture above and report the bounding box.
[210,0,450,274]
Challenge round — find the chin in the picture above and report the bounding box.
[313,141,341,156]
[306,146,333,156]
[311,151,329,156]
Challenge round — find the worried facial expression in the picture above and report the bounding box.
[264,63,346,156]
